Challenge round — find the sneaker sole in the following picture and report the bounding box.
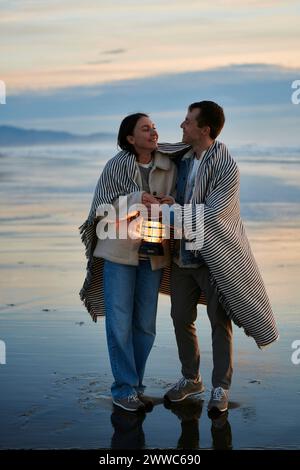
[112,400,145,412]
[164,388,205,403]
[138,399,154,412]
[207,405,228,412]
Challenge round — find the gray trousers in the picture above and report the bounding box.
[170,262,233,389]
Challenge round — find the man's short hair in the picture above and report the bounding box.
[189,101,225,139]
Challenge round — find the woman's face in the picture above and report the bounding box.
[127,116,158,153]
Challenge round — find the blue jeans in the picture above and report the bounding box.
[103,259,162,400]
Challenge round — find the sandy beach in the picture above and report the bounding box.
[0,144,300,449]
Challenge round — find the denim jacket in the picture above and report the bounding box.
[174,154,205,267]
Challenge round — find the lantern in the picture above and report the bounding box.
[138,218,166,256]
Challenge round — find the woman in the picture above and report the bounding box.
[80,113,176,412]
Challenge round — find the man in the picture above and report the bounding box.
[162,101,278,414]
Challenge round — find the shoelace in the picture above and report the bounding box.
[127,394,140,403]
[173,377,189,391]
[212,387,226,401]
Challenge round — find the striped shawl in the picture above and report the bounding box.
[79,141,279,349]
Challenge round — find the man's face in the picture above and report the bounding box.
[180,108,203,145]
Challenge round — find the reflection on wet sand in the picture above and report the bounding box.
[111,407,146,449]
[110,398,232,450]
[165,399,202,449]
[210,411,232,450]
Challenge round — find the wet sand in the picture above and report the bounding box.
[0,144,300,449]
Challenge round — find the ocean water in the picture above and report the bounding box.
[0,143,300,449]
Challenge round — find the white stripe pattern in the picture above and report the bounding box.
[79,141,279,349]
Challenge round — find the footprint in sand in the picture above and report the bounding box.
[18,405,42,428]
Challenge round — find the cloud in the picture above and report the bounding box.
[2,63,299,146]
[102,49,127,55]
[86,60,112,65]
[1,0,299,91]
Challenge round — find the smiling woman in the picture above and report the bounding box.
[79,112,177,413]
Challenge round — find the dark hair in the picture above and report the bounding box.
[189,101,225,139]
[117,113,149,155]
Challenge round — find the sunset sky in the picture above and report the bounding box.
[1,0,300,92]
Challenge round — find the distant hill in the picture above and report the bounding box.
[0,125,115,146]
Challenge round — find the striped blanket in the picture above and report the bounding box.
[79,141,279,348]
